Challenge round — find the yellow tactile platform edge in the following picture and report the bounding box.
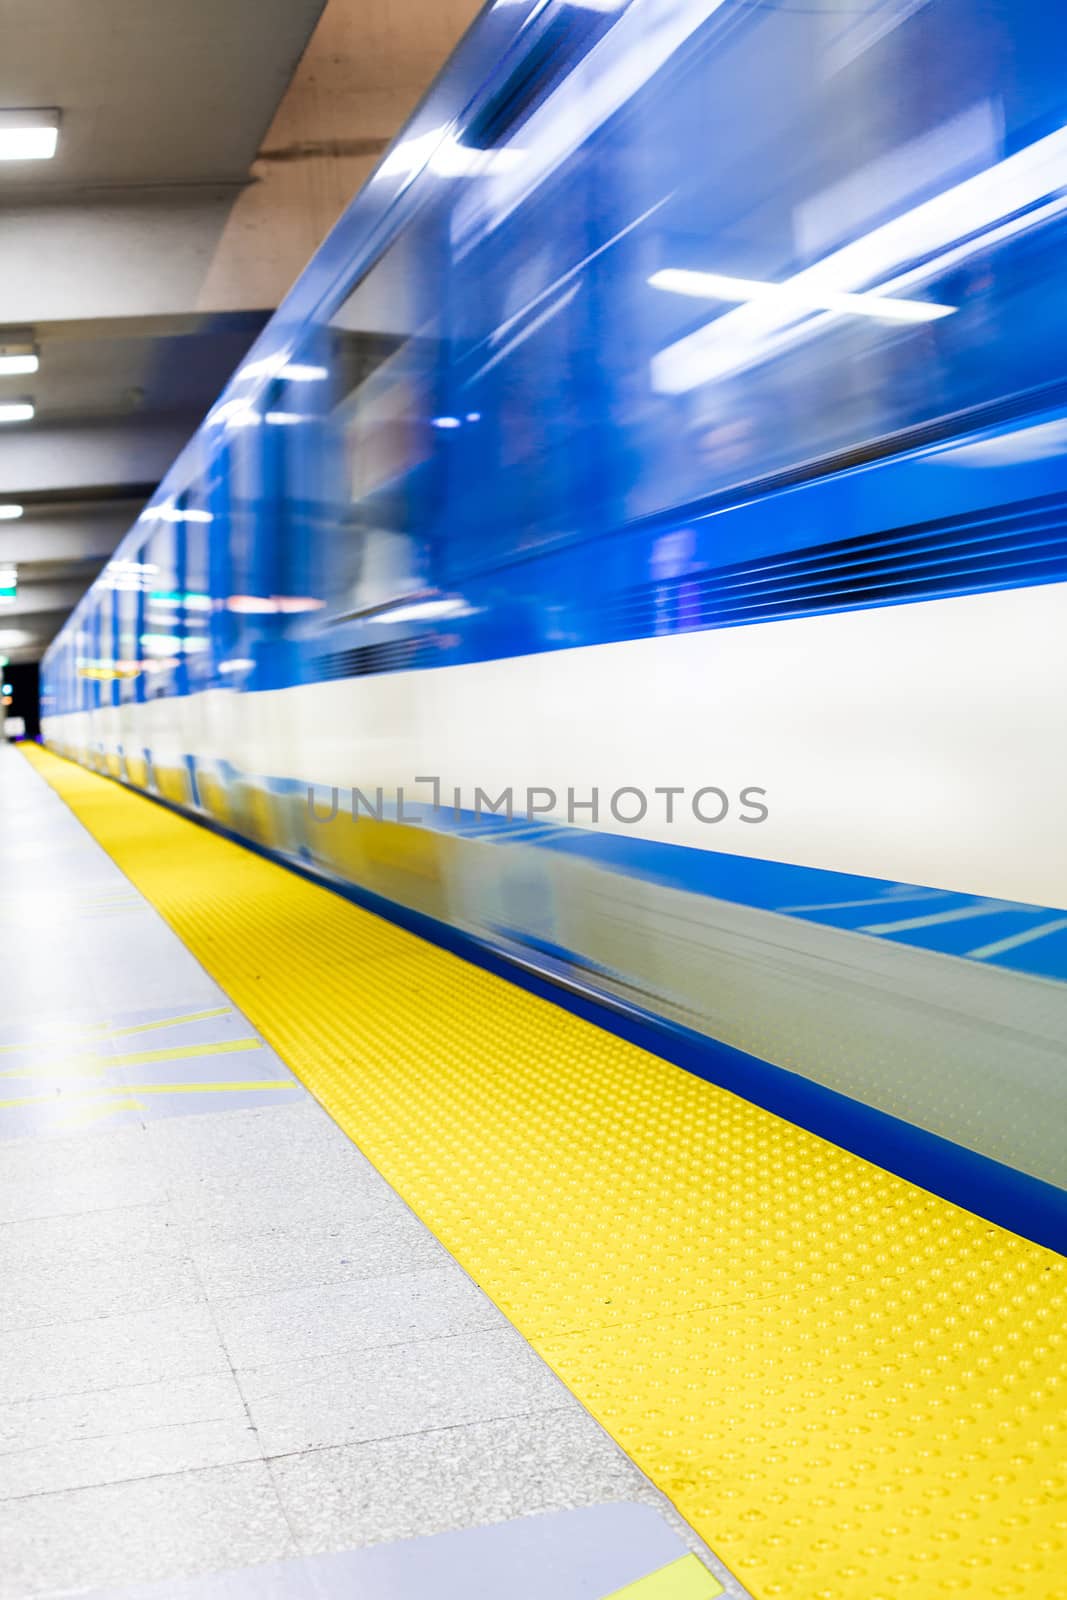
[27,747,1067,1600]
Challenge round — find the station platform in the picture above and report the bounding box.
[2,742,1065,1600]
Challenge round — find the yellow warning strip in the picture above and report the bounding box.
[25,746,1067,1600]
[604,1556,723,1600]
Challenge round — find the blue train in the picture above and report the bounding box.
[43,0,1067,1239]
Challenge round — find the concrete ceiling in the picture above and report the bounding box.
[0,0,482,666]
[0,0,328,663]
[0,0,329,193]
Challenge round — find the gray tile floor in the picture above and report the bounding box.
[0,749,748,1600]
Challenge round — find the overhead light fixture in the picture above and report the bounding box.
[236,350,292,383]
[0,401,34,424]
[225,594,324,615]
[368,596,474,624]
[0,339,39,376]
[210,398,261,430]
[653,117,1067,393]
[0,504,23,521]
[138,500,212,525]
[649,268,954,324]
[280,363,329,383]
[0,108,60,162]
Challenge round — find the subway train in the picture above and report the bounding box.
[42,0,1067,1237]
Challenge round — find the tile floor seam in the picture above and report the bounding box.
[0,1415,244,1467]
[0,1453,272,1510]
[221,1316,508,1381]
[0,1362,236,1409]
[231,1323,557,1403]
[0,1200,164,1234]
[182,1261,450,1305]
[205,1261,467,1314]
[166,1195,275,1494]
[258,1402,586,1470]
[0,1281,209,1339]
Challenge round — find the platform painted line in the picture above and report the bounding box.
[0,1080,300,1108]
[604,1556,723,1599]
[108,1006,233,1038]
[0,1024,109,1054]
[0,1008,232,1055]
[0,1037,264,1080]
[25,745,1067,1600]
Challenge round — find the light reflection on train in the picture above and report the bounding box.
[42,0,1067,1211]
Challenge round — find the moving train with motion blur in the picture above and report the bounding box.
[42,0,1067,1243]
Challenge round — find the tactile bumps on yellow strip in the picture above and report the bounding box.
[28,747,1067,1600]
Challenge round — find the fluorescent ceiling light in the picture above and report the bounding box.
[280,363,329,382]
[237,350,292,382]
[0,504,23,521]
[0,402,33,424]
[211,399,261,429]
[138,501,212,524]
[225,594,324,615]
[0,353,38,376]
[0,109,59,162]
[164,506,211,523]
[368,597,473,623]
[650,268,954,323]
[654,117,1067,393]
[264,411,302,426]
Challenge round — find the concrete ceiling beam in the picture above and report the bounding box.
[0,419,200,498]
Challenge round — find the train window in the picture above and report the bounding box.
[441,0,1067,538]
[115,562,141,706]
[96,584,116,709]
[322,229,440,622]
[141,522,181,699]
[183,499,214,690]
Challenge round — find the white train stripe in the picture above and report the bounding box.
[862,904,1023,934]
[967,917,1067,960]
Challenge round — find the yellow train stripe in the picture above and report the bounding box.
[0,1080,299,1109]
[0,1036,263,1081]
[604,1556,723,1600]
[24,745,1067,1600]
